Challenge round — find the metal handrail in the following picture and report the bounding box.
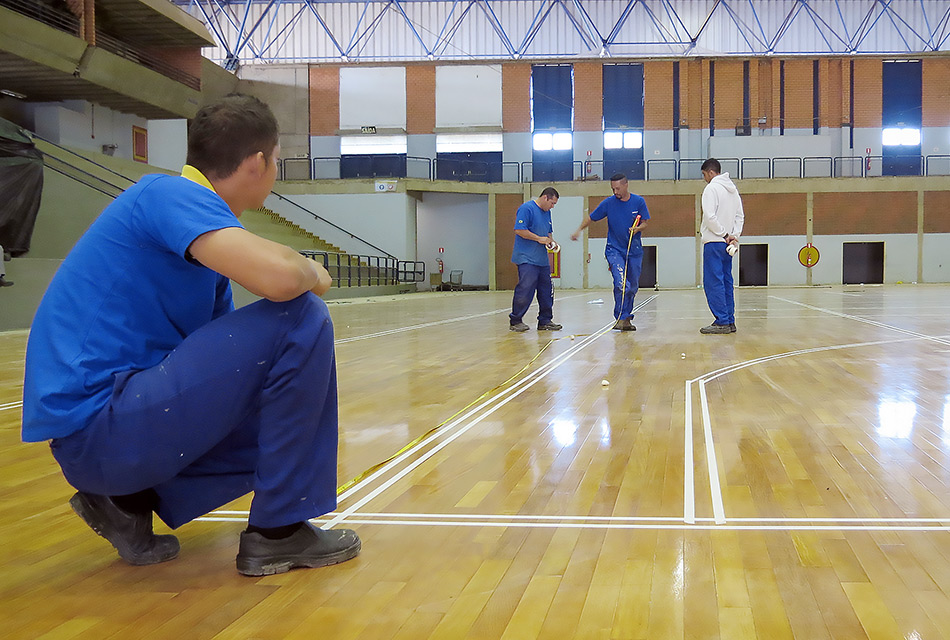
[300,152,950,183]
[33,134,139,186]
[0,0,79,36]
[94,31,201,90]
[300,250,400,287]
[268,191,395,259]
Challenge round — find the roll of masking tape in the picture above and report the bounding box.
[547,241,561,254]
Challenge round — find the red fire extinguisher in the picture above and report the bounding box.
[437,258,444,274]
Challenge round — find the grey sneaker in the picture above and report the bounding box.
[613,319,636,331]
[729,323,737,333]
[510,322,530,332]
[236,522,361,576]
[538,322,562,331]
[700,323,732,334]
[69,492,180,565]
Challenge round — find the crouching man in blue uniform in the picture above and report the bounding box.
[22,94,360,576]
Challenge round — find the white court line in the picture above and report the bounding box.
[772,295,950,347]
[211,511,950,523]
[0,400,21,412]
[196,513,950,532]
[324,296,658,529]
[686,334,925,528]
[683,380,694,525]
[335,292,595,344]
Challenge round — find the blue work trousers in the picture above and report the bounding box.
[703,242,736,325]
[605,245,642,321]
[50,294,339,529]
[509,263,554,326]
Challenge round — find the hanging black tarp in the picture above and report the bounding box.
[0,118,44,257]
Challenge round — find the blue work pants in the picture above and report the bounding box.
[50,294,339,529]
[702,242,736,325]
[509,263,554,326]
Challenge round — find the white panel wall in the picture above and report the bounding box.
[435,65,502,128]
[339,67,407,130]
[147,119,187,172]
[417,193,488,287]
[33,101,146,161]
[654,237,698,288]
[548,195,583,289]
[923,234,950,283]
[264,192,416,259]
[808,234,917,285]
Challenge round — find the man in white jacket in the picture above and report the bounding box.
[699,158,744,334]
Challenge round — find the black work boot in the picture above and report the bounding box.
[236,522,361,576]
[69,492,180,565]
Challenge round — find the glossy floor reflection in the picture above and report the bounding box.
[3,285,950,638]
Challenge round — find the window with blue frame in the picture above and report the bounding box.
[882,60,922,176]
[531,64,573,182]
[340,135,408,179]
[602,64,645,180]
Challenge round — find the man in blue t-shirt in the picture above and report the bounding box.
[571,173,651,331]
[509,187,562,332]
[22,95,360,576]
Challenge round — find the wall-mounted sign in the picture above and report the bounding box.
[798,243,820,267]
[361,126,377,134]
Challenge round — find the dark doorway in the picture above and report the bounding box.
[738,244,768,286]
[843,242,884,284]
[639,245,657,288]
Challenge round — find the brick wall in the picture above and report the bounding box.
[820,58,842,128]
[686,59,704,130]
[502,64,531,133]
[309,66,339,136]
[587,196,608,238]
[644,60,673,131]
[742,193,807,236]
[783,59,814,130]
[573,61,602,132]
[642,195,695,237]
[406,65,435,134]
[852,58,882,128]
[924,192,950,233]
[813,191,916,235]
[757,59,772,128]
[922,58,950,128]
[713,59,744,132]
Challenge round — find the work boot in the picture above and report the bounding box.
[510,322,530,332]
[538,322,562,331]
[700,323,732,334]
[236,522,361,576]
[613,319,636,331]
[69,492,180,565]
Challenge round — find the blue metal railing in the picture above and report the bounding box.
[286,152,950,182]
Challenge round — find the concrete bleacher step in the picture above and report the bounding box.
[240,207,344,254]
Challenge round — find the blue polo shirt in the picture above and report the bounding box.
[590,193,651,254]
[511,199,552,267]
[22,170,241,442]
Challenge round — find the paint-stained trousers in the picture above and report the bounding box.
[605,245,642,321]
[50,294,339,529]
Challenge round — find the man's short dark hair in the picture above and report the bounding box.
[186,94,280,180]
[609,173,627,183]
[540,187,559,199]
[701,158,721,173]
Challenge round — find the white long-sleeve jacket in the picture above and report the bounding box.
[700,173,745,244]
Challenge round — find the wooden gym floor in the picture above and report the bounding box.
[3,284,950,639]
